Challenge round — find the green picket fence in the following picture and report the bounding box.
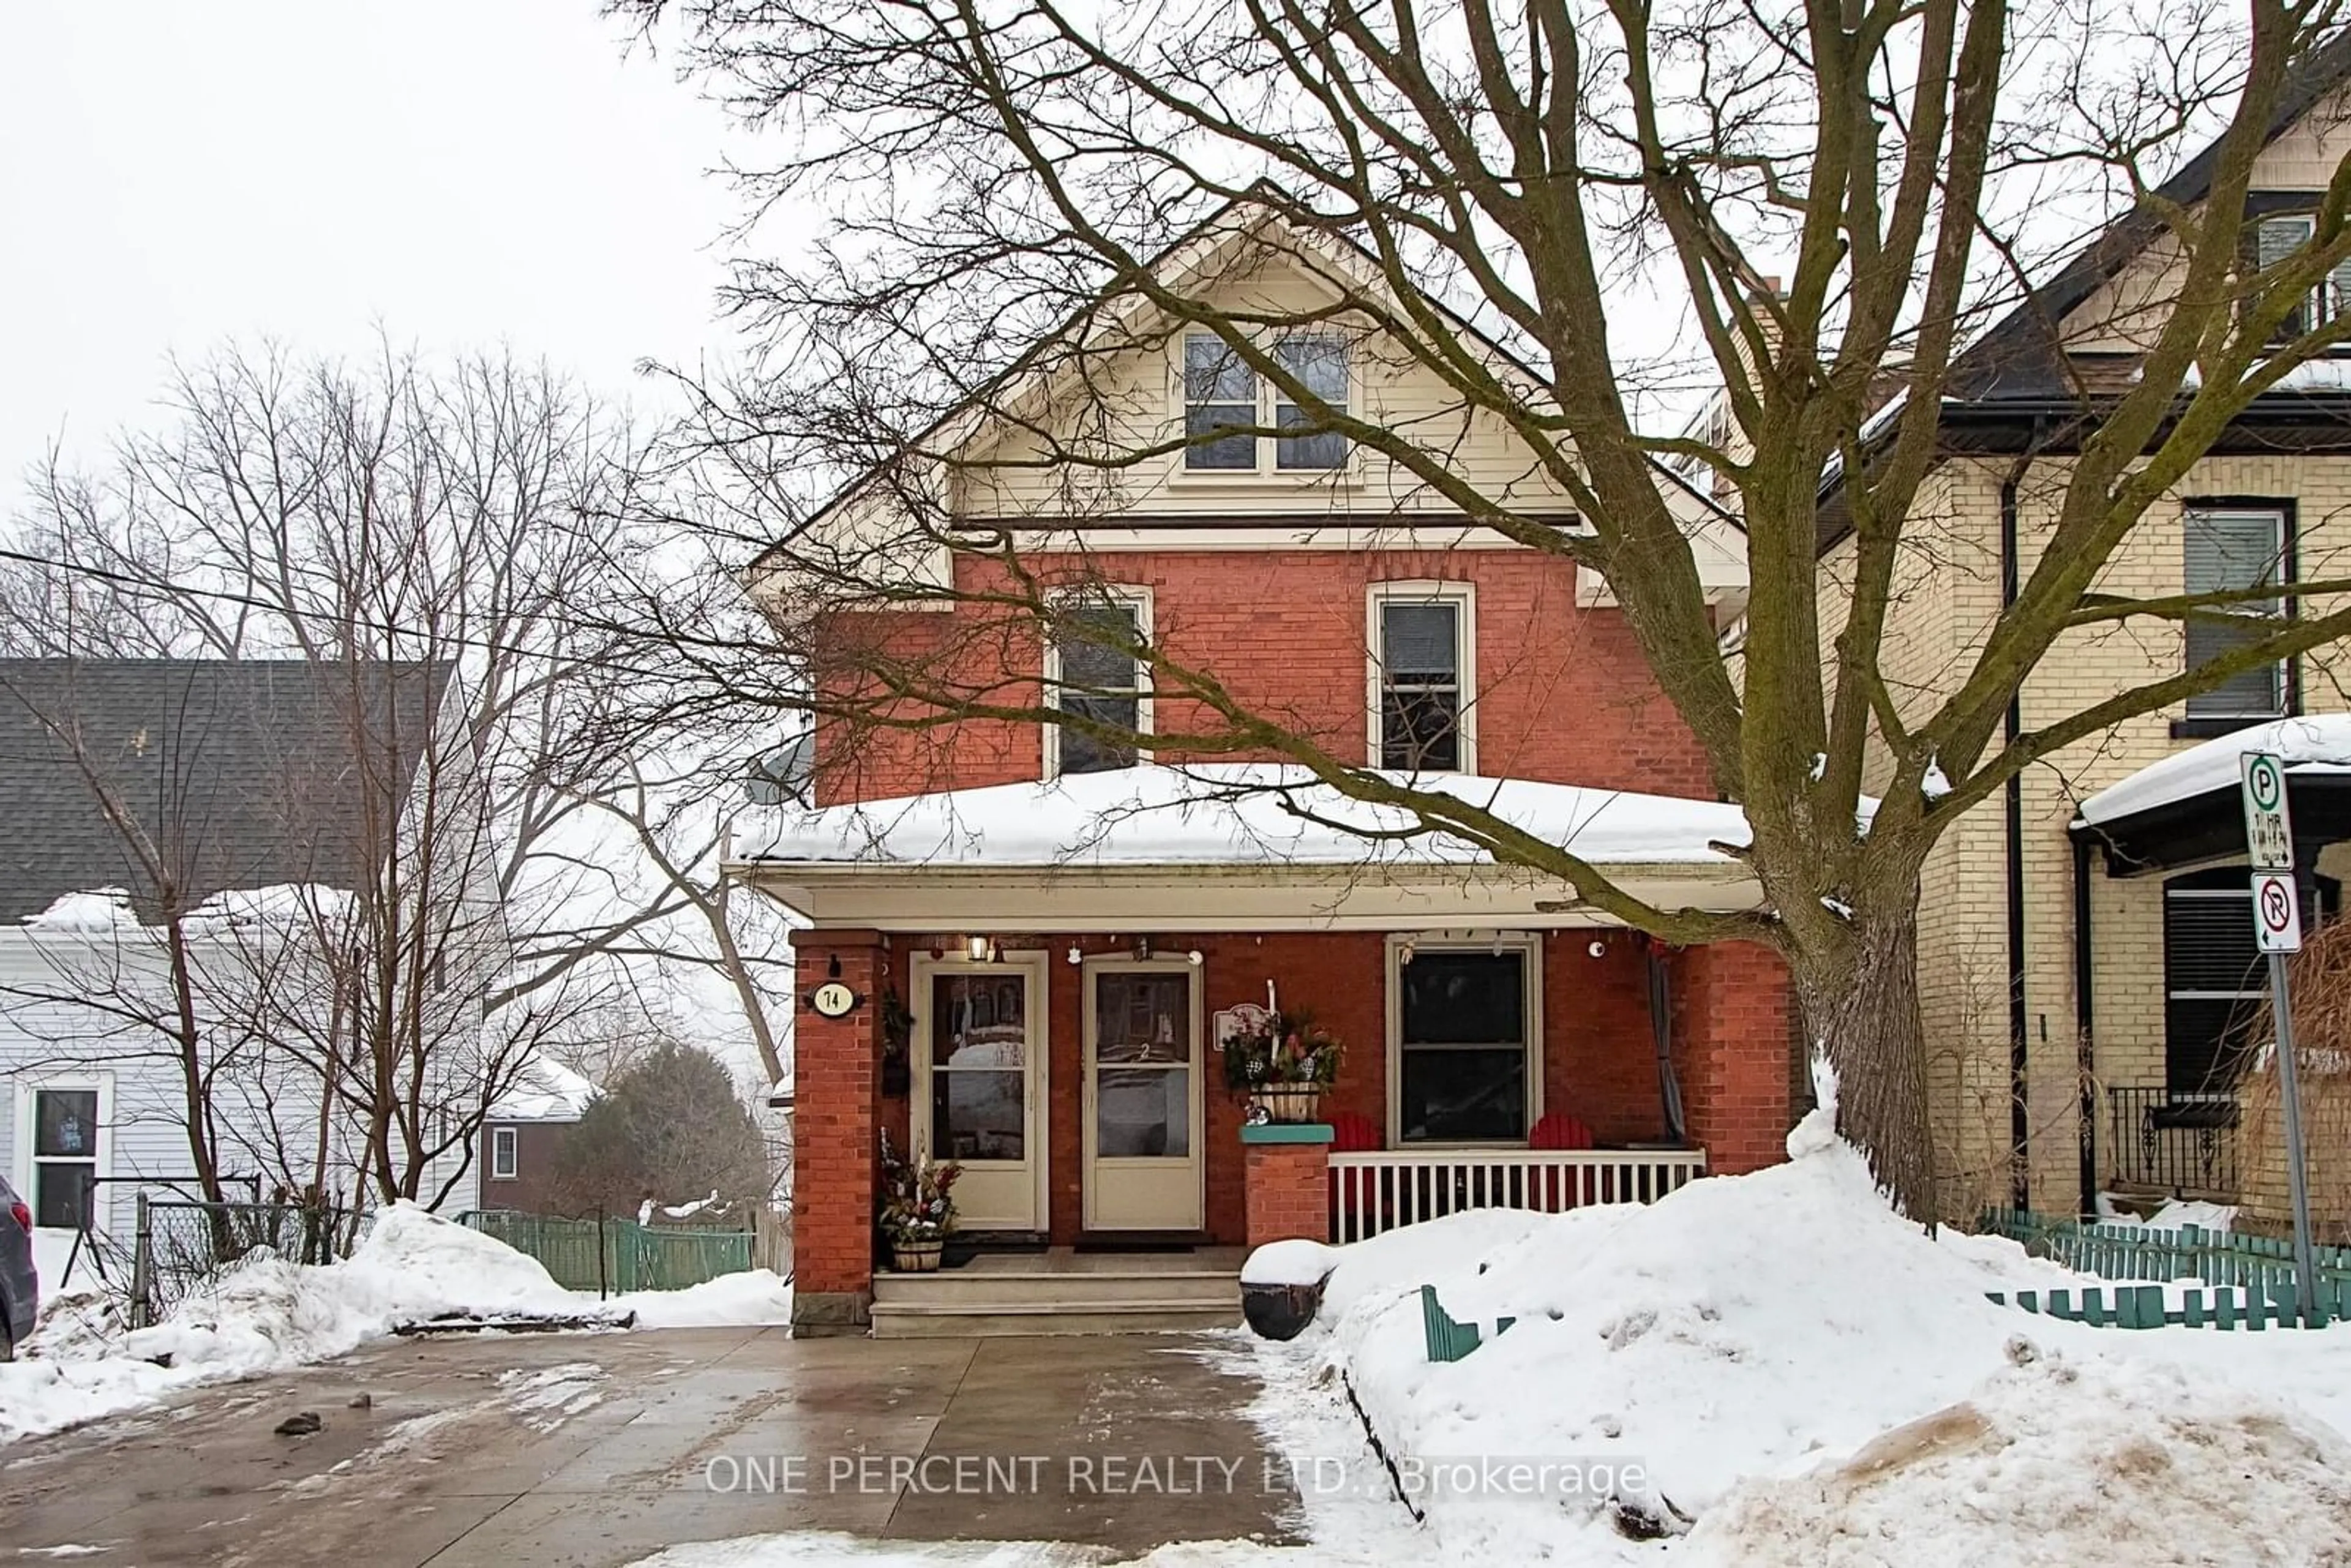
[1980,1207,2351,1330]
[462,1210,752,1295]
[1985,1280,2351,1330]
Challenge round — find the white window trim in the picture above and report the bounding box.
[1043,585,1155,780]
[490,1125,519,1180]
[1169,330,1362,483]
[1384,931,1543,1147]
[2183,504,2289,721]
[12,1072,114,1233]
[1367,579,1478,775]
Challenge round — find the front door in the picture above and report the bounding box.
[1082,960,1204,1231]
[914,954,1047,1232]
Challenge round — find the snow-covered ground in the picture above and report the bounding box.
[0,1201,790,1444]
[1253,1079,2351,1564]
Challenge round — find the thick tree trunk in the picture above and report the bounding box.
[1791,896,1940,1224]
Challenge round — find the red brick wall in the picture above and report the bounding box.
[815,549,1712,804]
[1543,932,1668,1142]
[1244,1139,1333,1247]
[793,937,886,1307]
[1671,941,1797,1174]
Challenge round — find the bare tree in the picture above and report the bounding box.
[0,345,673,1207]
[606,1,2351,1215]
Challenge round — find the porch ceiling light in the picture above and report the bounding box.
[966,934,994,962]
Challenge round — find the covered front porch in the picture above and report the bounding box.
[2071,718,2351,1221]
[737,766,1798,1333]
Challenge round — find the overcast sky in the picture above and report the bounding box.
[0,2,748,497]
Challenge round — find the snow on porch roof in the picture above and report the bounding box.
[2075,715,2351,827]
[734,763,1752,871]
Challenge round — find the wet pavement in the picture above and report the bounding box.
[0,1327,1304,1566]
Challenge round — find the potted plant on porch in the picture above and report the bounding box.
[879,1135,961,1271]
[1220,1008,1343,1123]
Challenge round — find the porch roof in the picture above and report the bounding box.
[729,763,1761,931]
[2072,716,2351,875]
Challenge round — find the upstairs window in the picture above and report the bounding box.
[1183,336,1256,470]
[1370,583,1474,773]
[1046,592,1150,777]
[1182,332,1349,472]
[2253,214,2351,342]
[1273,334,1349,470]
[2183,506,2288,724]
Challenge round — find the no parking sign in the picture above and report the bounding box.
[2252,869,2303,953]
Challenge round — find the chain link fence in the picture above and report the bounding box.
[132,1198,370,1327]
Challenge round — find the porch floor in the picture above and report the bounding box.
[870,1247,1245,1337]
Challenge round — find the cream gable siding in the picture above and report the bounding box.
[1858,454,2351,1220]
[950,262,1577,523]
[2058,88,2351,358]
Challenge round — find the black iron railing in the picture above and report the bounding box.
[2105,1086,2240,1197]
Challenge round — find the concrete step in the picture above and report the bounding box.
[869,1298,1243,1338]
[872,1268,1240,1309]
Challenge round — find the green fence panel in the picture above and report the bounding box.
[463,1212,754,1296]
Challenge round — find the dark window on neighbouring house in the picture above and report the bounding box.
[31,1087,99,1229]
[1273,334,1349,470]
[1378,599,1463,771]
[2254,214,2351,342]
[2164,866,2338,1093]
[2183,507,2288,722]
[1183,334,1256,470]
[1398,950,1528,1142]
[1051,600,1144,775]
[491,1125,519,1180]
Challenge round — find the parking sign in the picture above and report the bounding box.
[2241,752,2293,871]
[2252,870,2304,953]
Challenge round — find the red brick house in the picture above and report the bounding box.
[730,216,1798,1334]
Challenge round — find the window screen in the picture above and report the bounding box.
[1397,951,1527,1142]
[2254,215,2351,341]
[2164,868,2336,1093]
[2183,508,2286,721]
[1273,334,1348,470]
[1052,602,1143,775]
[1183,335,1256,470]
[1379,600,1462,771]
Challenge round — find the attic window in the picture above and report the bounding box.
[1183,336,1256,470]
[1182,332,1350,472]
[2253,214,2351,342]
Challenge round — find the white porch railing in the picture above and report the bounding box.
[1327,1148,1709,1244]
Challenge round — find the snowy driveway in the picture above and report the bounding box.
[0,1327,1307,1566]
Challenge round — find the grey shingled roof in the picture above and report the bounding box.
[0,659,452,924]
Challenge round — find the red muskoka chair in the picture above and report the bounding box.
[1528,1112,1597,1210]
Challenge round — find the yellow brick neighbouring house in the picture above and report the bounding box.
[1788,41,2351,1229]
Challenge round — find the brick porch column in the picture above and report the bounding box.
[1671,942,1797,1176]
[791,931,887,1335]
[1241,1123,1334,1247]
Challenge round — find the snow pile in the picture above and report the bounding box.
[1240,1239,1338,1288]
[1309,1091,2351,1560]
[1,1202,789,1444]
[1696,1355,2351,1567]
